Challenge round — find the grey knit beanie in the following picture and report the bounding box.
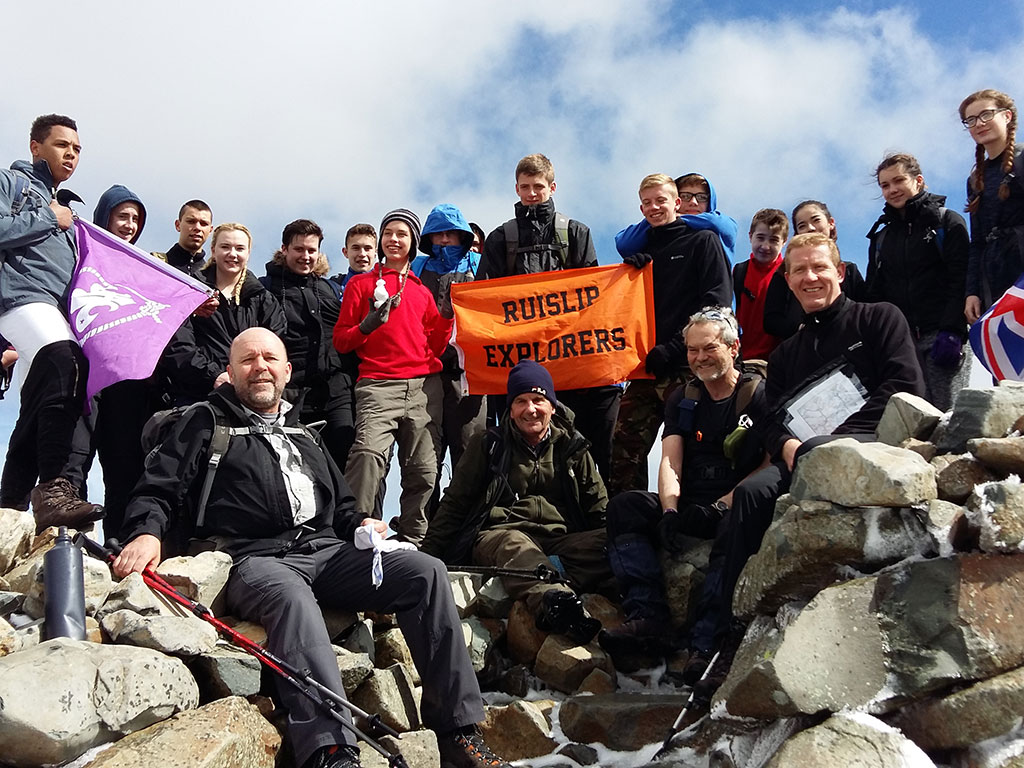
[378,208,421,263]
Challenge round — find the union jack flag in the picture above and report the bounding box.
[970,278,1024,381]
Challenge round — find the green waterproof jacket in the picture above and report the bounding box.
[420,406,607,565]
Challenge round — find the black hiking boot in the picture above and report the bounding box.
[598,617,673,671]
[303,743,361,768]
[691,622,747,705]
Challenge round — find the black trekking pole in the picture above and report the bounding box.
[653,649,721,760]
[76,535,410,768]
[448,562,566,584]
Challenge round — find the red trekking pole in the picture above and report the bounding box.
[76,534,410,768]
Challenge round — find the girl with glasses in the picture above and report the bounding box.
[960,89,1024,323]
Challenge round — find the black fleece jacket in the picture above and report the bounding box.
[865,190,970,338]
[762,295,926,456]
[645,218,732,371]
[260,262,350,399]
[121,386,362,560]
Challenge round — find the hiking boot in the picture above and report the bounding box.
[691,622,747,703]
[437,725,511,768]
[681,648,714,686]
[303,743,361,768]
[599,618,672,672]
[31,477,104,534]
[535,590,601,646]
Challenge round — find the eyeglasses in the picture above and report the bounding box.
[962,108,1010,129]
[679,192,710,204]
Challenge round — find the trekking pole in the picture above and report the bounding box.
[654,650,721,760]
[448,563,566,584]
[76,534,410,768]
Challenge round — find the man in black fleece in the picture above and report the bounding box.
[683,231,925,697]
[608,173,732,495]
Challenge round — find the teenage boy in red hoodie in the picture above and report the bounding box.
[733,209,788,361]
[333,209,450,545]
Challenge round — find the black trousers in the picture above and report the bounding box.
[225,540,484,766]
[0,341,88,507]
[689,433,875,651]
[559,385,622,481]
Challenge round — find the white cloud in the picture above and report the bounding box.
[2,2,1022,267]
[3,0,1023,513]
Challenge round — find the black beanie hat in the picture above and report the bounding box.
[506,359,557,410]
[378,208,421,264]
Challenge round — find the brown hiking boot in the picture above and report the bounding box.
[31,477,104,534]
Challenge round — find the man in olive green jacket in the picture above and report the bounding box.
[420,360,612,646]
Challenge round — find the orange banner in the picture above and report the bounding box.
[451,264,655,394]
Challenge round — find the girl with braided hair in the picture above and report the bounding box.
[960,89,1024,323]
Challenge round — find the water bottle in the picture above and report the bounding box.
[373,278,389,308]
[43,527,86,640]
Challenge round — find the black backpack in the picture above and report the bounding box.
[141,401,321,530]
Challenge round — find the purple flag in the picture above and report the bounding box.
[70,220,211,401]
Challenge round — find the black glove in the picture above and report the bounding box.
[656,509,686,554]
[622,252,653,269]
[645,336,685,379]
[359,294,398,334]
[677,501,728,539]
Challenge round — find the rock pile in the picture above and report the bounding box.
[0,514,643,767]
[4,383,1024,767]
[662,383,1024,768]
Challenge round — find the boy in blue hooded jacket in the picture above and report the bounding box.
[413,204,486,505]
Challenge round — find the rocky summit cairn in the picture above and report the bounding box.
[6,386,1024,766]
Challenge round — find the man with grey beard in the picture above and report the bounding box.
[599,307,767,667]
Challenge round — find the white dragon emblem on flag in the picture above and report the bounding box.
[70,266,171,342]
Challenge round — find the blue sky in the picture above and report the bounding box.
[1,0,1019,514]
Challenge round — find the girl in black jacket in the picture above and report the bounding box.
[762,201,865,339]
[866,153,971,411]
[960,89,1024,324]
[162,223,286,405]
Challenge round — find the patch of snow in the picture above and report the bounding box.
[969,720,1024,768]
[61,742,114,767]
[838,712,936,767]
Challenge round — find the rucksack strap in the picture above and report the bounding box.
[503,212,571,274]
[194,413,322,529]
[2,172,33,271]
[195,403,230,529]
[9,172,31,216]
[553,211,570,266]
[735,371,762,415]
[504,219,518,275]
[732,261,751,308]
